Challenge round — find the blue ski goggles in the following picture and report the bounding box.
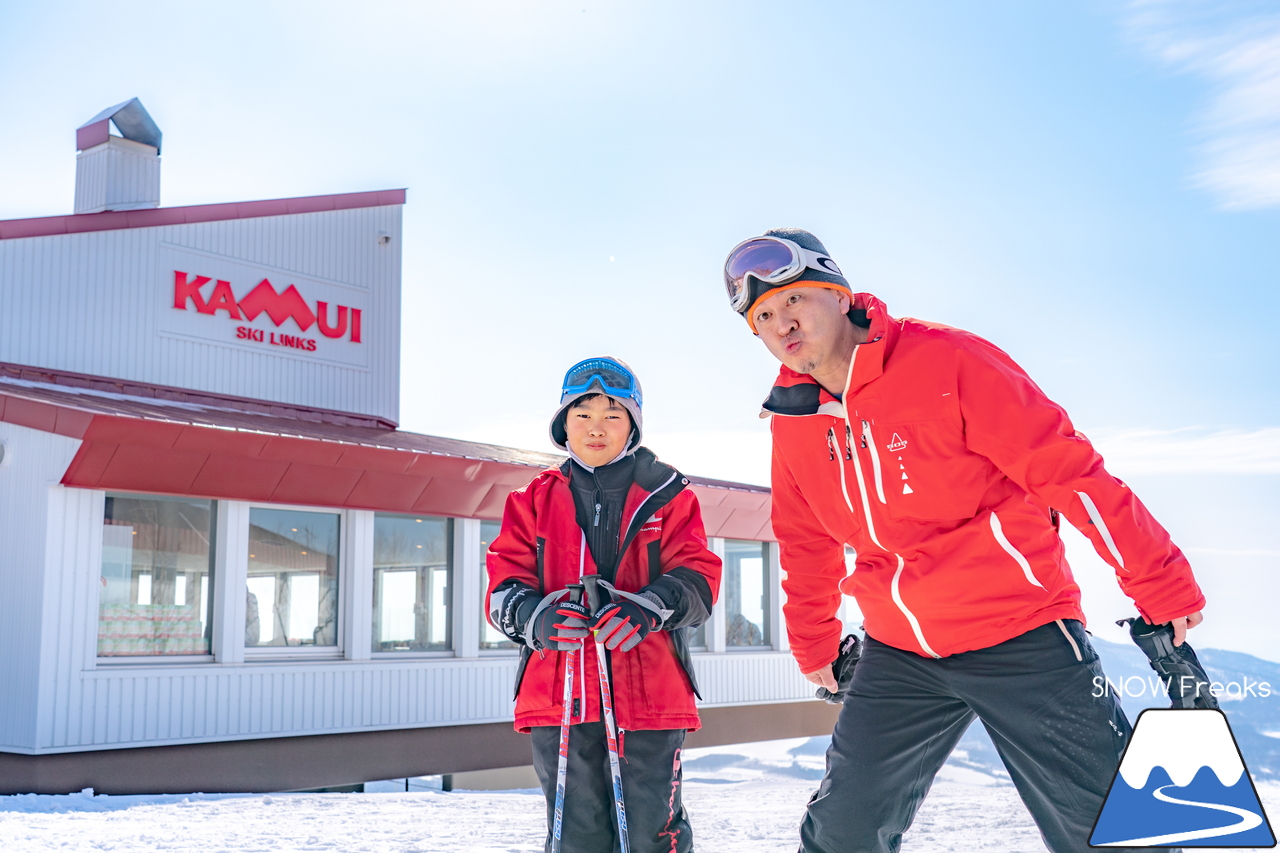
[560,357,642,408]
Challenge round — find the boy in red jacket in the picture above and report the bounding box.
[486,356,721,853]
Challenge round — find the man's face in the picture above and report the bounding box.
[752,285,855,378]
[565,394,633,467]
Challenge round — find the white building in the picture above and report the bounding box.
[0,100,835,794]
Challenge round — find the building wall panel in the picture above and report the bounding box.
[17,478,808,755]
[693,652,814,705]
[0,206,402,423]
[0,424,83,749]
[36,485,103,751]
[24,647,811,753]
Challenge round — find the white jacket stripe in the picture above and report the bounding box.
[989,512,1043,589]
[1075,490,1126,572]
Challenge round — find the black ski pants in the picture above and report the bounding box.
[800,619,1167,853]
[531,722,691,853]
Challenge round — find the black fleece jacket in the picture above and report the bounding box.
[567,454,712,626]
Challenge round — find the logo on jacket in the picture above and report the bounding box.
[886,433,908,452]
[1089,709,1275,847]
[640,514,663,535]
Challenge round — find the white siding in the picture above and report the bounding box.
[0,423,83,749]
[27,653,809,753]
[12,480,809,755]
[35,486,104,751]
[74,139,161,214]
[0,205,402,423]
[694,652,813,706]
[54,658,519,750]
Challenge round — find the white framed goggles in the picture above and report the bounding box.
[723,236,844,314]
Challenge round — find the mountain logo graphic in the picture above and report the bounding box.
[1089,709,1275,847]
[886,433,908,452]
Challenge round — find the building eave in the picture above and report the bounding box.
[0,373,773,539]
[0,189,407,241]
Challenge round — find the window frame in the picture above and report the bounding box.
[722,538,774,653]
[476,518,520,656]
[94,491,219,666]
[241,501,348,662]
[369,512,456,659]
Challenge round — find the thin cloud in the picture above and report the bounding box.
[1184,547,1280,556]
[1087,425,1280,474]
[1125,0,1280,209]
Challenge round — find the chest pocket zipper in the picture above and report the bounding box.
[862,420,887,504]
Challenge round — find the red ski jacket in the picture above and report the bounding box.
[769,293,1205,673]
[487,454,721,733]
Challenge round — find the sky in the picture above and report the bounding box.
[1,0,1278,658]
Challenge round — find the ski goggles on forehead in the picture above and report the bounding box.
[724,236,844,313]
[561,358,642,407]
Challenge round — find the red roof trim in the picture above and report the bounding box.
[0,189,407,241]
[0,362,396,430]
[0,379,774,536]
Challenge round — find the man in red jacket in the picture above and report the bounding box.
[487,356,721,853]
[722,229,1205,853]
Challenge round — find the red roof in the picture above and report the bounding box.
[0,189,406,241]
[0,370,773,540]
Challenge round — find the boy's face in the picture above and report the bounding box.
[565,395,633,467]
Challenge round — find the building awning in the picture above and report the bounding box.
[0,366,773,540]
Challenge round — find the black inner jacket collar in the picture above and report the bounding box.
[561,447,688,583]
[760,309,873,416]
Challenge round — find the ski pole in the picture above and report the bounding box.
[551,583,585,853]
[582,574,630,853]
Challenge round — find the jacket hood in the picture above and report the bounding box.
[550,446,684,495]
[761,292,899,416]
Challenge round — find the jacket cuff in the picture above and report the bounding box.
[790,628,843,674]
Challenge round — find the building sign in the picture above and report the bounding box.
[158,244,370,369]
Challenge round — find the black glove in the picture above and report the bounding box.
[592,595,666,652]
[1118,617,1219,710]
[530,593,593,652]
[493,584,539,644]
[816,633,862,705]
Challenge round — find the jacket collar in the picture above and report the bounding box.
[760,293,899,416]
[551,446,688,563]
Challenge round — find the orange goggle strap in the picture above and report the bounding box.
[743,280,854,333]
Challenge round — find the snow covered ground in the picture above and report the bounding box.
[1,737,1277,852]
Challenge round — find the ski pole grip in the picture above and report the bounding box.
[566,583,585,606]
[581,574,602,613]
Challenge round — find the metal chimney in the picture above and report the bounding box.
[74,98,162,214]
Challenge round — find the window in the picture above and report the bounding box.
[98,494,215,657]
[246,508,340,649]
[372,514,451,653]
[479,519,518,651]
[725,539,769,648]
[689,620,707,650]
[840,546,863,635]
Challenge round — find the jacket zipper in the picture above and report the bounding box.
[861,420,886,504]
[836,350,941,659]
